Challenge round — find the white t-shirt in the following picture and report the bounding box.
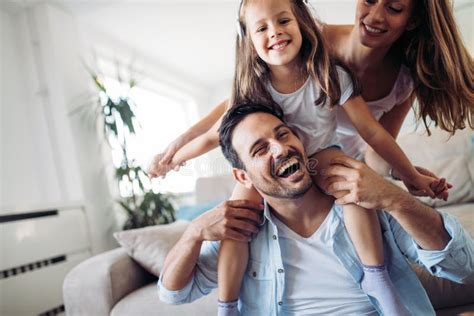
[336,65,415,158]
[272,210,377,315]
[267,66,354,156]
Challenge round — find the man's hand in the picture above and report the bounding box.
[186,200,264,243]
[324,156,404,210]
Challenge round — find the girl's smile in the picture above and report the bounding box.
[245,0,303,69]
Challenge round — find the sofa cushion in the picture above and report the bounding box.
[397,128,474,207]
[111,283,218,316]
[114,220,190,277]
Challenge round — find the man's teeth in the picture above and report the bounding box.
[272,41,289,49]
[365,24,384,33]
[277,157,299,176]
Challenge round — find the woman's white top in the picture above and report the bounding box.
[267,66,354,156]
[336,65,415,158]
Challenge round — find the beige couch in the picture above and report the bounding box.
[63,128,474,315]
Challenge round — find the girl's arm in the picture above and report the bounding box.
[147,100,227,178]
[160,99,228,164]
[342,96,437,197]
[170,118,221,168]
[364,94,414,176]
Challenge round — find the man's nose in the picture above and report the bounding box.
[270,142,287,159]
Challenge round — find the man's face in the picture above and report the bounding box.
[231,112,312,199]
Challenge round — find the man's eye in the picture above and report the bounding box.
[255,146,267,156]
[364,0,376,5]
[277,131,289,139]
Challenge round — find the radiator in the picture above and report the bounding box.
[0,206,92,315]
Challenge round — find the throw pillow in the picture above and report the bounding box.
[114,220,190,277]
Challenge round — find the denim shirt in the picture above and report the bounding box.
[158,203,474,315]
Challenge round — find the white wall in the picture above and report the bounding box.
[1,8,68,209]
[0,3,119,253]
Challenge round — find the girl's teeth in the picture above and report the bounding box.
[273,41,288,49]
[365,25,383,33]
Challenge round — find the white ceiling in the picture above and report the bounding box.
[4,0,470,89]
[55,0,357,88]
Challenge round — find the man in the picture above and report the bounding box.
[158,103,473,315]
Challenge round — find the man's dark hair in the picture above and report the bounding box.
[218,102,285,170]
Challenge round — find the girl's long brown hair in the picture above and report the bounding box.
[397,0,474,134]
[230,0,355,110]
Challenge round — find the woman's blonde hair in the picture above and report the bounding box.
[397,0,474,134]
[230,0,354,109]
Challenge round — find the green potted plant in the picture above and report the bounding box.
[75,67,176,230]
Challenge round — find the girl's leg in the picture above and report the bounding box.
[312,147,409,315]
[217,182,262,316]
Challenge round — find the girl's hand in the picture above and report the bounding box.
[159,135,187,166]
[402,171,450,201]
[147,152,184,179]
[412,166,452,201]
[393,166,452,201]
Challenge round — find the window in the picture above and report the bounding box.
[98,62,199,194]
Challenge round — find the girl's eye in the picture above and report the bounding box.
[256,26,267,33]
[279,18,290,25]
[364,0,376,5]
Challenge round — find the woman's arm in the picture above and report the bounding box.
[364,94,414,175]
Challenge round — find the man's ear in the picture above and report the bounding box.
[232,168,253,190]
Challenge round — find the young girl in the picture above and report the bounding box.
[149,0,462,315]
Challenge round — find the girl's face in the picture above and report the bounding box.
[244,0,303,69]
[355,0,415,49]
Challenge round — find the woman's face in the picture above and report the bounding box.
[355,0,416,49]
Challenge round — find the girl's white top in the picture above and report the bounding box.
[336,65,415,158]
[267,66,354,156]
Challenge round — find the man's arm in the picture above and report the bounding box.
[325,155,450,249]
[325,156,474,282]
[159,200,263,303]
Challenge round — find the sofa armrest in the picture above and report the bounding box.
[63,247,155,316]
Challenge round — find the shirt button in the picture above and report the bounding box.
[278,268,284,273]
[252,271,257,278]
[278,301,283,306]
[272,235,277,240]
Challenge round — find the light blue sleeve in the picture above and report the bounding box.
[388,211,474,284]
[158,240,220,304]
[336,66,355,106]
